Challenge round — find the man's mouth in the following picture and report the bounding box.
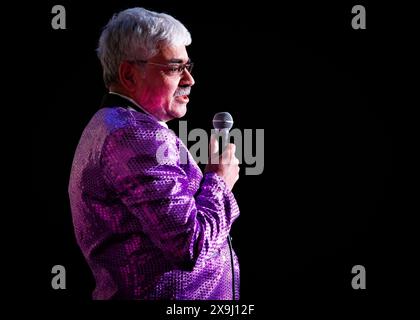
[175,95,189,103]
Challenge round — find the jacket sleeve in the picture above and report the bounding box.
[100,125,240,269]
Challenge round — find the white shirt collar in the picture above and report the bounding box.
[108,91,168,128]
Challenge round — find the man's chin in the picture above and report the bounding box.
[172,104,188,119]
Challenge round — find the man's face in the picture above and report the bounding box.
[135,45,195,122]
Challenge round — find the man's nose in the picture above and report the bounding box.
[180,69,195,87]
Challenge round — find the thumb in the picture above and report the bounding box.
[209,134,219,156]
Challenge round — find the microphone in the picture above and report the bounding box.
[212,112,234,152]
[212,111,236,299]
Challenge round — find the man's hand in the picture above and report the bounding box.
[205,134,240,191]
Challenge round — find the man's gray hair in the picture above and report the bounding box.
[97,7,192,87]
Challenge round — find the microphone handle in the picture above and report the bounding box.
[215,128,230,153]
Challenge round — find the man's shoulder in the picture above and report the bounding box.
[92,107,164,133]
[92,107,177,150]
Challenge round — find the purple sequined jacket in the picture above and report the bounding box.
[68,94,240,300]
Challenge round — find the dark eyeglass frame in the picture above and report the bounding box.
[131,59,194,75]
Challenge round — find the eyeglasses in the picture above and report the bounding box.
[132,59,194,76]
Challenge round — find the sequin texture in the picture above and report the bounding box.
[68,101,240,300]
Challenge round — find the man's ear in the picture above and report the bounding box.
[118,61,138,92]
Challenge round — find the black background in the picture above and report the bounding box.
[28,0,399,314]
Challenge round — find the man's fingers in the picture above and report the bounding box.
[228,143,236,155]
[222,143,237,164]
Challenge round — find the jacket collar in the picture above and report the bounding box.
[100,92,145,114]
[100,92,168,128]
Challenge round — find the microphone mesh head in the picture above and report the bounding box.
[212,112,234,130]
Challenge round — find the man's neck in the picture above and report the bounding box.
[108,84,134,101]
[106,90,168,128]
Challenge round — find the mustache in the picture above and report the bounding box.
[174,87,191,97]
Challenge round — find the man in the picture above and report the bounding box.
[68,7,240,300]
